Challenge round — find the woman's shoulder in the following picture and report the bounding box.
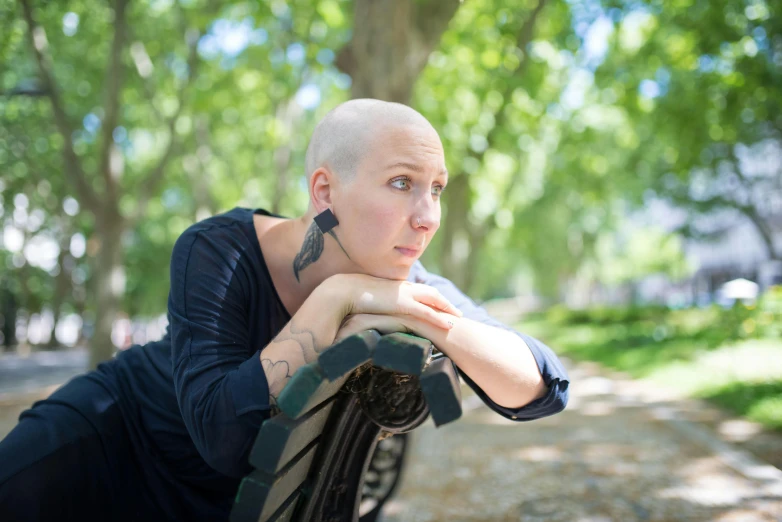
[172,207,258,261]
[186,207,255,233]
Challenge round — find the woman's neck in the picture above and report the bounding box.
[255,213,350,317]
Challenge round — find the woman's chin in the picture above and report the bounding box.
[368,264,411,281]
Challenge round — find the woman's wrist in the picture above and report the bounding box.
[319,273,356,319]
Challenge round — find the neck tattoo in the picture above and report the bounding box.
[292,221,351,282]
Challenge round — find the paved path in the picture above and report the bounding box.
[0,349,86,398]
[0,349,88,441]
[379,361,782,522]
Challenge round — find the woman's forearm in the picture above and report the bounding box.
[259,276,349,410]
[407,316,548,409]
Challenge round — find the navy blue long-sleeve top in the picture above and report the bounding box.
[111,207,568,512]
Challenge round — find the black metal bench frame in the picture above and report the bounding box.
[230,330,463,522]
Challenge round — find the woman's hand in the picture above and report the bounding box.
[327,273,462,331]
[334,312,437,344]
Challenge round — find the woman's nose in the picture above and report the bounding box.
[413,202,440,231]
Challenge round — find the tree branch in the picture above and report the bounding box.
[18,0,101,213]
[130,25,201,224]
[466,0,549,167]
[725,146,779,259]
[97,0,130,205]
[458,0,549,223]
[413,0,462,51]
[0,85,49,97]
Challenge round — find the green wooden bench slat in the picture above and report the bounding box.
[230,440,319,522]
[232,488,302,522]
[277,362,351,420]
[266,489,301,522]
[249,398,335,474]
[318,329,381,381]
[373,332,433,376]
[420,355,463,427]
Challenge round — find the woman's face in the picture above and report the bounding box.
[333,123,448,280]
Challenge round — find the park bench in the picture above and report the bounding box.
[230,329,464,522]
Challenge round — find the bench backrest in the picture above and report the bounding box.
[230,329,463,522]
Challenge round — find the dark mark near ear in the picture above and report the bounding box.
[327,230,351,260]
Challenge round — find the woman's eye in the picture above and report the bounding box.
[391,177,446,197]
[391,178,411,190]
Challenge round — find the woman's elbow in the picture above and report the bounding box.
[513,380,569,421]
[203,446,253,478]
[184,397,260,478]
[196,427,256,478]
[542,381,569,417]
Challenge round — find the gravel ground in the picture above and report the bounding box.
[379,361,782,522]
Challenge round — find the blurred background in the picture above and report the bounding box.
[1,0,781,515]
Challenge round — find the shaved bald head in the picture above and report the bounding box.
[290,97,446,283]
[305,99,435,186]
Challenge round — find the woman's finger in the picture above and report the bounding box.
[412,303,454,330]
[414,287,463,317]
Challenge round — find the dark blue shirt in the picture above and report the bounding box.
[108,207,569,512]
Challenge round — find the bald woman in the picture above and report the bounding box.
[0,99,569,521]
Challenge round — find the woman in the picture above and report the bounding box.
[0,99,569,521]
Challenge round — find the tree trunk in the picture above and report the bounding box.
[435,0,548,294]
[743,207,780,261]
[337,0,461,105]
[89,214,125,369]
[46,240,71,349]
[0,285,17,352]
[463,224,488,294]
[439,174,471,288]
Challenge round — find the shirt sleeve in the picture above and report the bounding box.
[408,261,569,421]
[168,225,272,478]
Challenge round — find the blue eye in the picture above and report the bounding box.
[391,177,411,190]
[390,176,446,197]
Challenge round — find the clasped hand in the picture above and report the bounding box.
[329,273,463,343]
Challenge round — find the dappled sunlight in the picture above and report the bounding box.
[657,468,755,507]
[580,399,616,416]
[511,445,562,463]
[719,419,764,443]
[381,355,782,521]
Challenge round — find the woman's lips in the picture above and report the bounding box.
[395,247,420,257]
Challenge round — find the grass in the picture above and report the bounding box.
[698,380,782,430]
[518,306,782,432]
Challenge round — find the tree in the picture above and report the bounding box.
[335,0,461,104]
[15,0,209,366]
[5,0,466,365]
[594,0,782,260]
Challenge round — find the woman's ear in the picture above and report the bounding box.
[310,167,334,212]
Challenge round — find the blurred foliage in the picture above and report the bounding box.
[698,380,782,430]
[544,291,781,342]
[596,0,782,257]
[0,0,779,343]
[524,294,782,429]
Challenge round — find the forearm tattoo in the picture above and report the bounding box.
[292,221,350,282]
[262,318,328,411]
[261,358,291,414]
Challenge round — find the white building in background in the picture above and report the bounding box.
[565,197,782,309]
[686,218,782,302]
[638,205,782,307]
